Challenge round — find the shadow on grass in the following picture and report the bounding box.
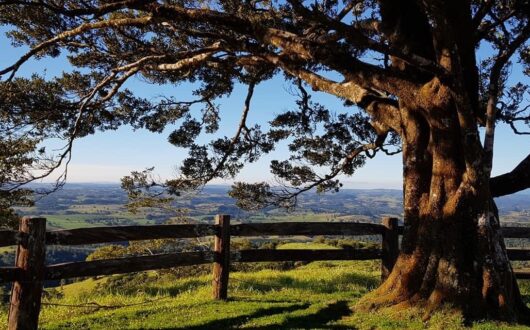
[518,279,530,307]
[107,269,378,298]
[229,297,308,304]
[140,279,208,297]
[522,293,529,307]
[232,272,379,294]
[246,300,354,330]
[166,303,311,329]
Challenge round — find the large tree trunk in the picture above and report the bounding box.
[358,82,529,322]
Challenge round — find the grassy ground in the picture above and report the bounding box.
[43,214,154,229]
[0,247,529,329]
[245,213,352,223]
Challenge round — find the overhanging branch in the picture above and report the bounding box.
[490,154,530,197]
[0,16,155,80]
[483,23,530,175]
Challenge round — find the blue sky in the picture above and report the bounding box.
[2,31,529,189]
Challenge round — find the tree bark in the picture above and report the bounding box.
[490,154,530,197]
[357,79,529,322]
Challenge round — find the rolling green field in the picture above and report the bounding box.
[0,243,528,330]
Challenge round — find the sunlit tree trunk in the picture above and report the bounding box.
[359,80,527,321]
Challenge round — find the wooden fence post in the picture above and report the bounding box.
[212,215,230,300]
[381,217,399,281]
[8,217,46,330]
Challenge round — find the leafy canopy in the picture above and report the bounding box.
[0,0,529,218]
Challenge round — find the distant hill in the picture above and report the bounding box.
[18,183,530,226]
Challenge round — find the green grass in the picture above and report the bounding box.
[245,213,346,223]
[43,214,153,229]
[68,204,124,213]
[0,247,14,254]
[0,244,528,329]
[15,203,156,230]
[277,242,340,250]
[0,260,381,329]
[45,214,103,229]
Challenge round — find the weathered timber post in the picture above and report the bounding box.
[8,217,46,330]
[212,214,230,300]
[381,217,399,281]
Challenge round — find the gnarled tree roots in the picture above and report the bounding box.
[357,251,530,324]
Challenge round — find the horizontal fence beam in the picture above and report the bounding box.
[0,231,24,247]
[1,249,528,283]
[232,248,382,262]
[231,222,385,237]
[501,227,530,238]
[1,224,527,248]
[44,248,381,280]
[395,226,530,238]
[46,224,218,246]
[506,248,530,260]
[45,251,215,280]
[515,270,530,279]
[0,267,19,283]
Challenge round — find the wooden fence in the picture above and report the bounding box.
[0,215,529,329]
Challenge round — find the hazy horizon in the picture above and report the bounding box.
[25,181,530,196]
[29,180,403,190]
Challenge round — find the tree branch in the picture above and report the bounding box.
[205,80,256,182]
[138,2,421,96]
[151,49,219,71]
[287,0,447,77]
[491,154,530,197]
[243,53,403,133]
[472,0,494,30]
[270,135,388,208]
[475,8,517,42]
[0,1,152,17]
[0,16,155,80]
[483,23,530,175]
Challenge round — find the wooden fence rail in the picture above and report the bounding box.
[0,215,529,329]
[46,251,215,280]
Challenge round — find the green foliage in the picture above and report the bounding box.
[86,245,128,262]
[120,168,176,214]
[1,0,529,212]
[229,182,278,210]
[0,126,38,228]
[0,0,405,211]
[0,200,22,229]
[315,237,379,250]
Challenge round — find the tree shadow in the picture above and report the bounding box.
[519,279,530,307]
[522,292,529,306]
[142,279,207,297]
[164,303,311,329]
[229,297,307,304]
[110,269,378,298]
[231,272,378,294]
[246,300,354,330]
